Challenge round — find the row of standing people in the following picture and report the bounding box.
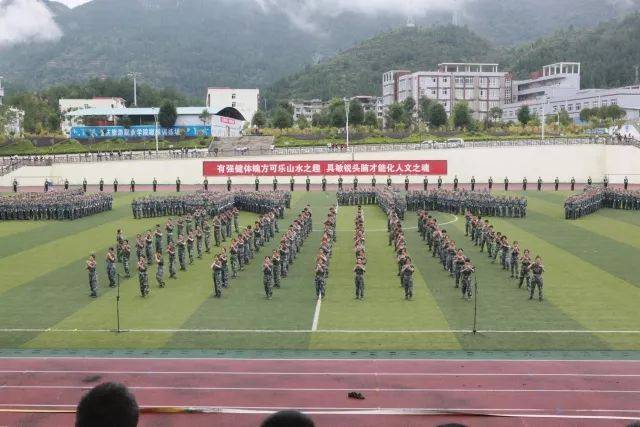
[564,186,640,219]
[212,209,281,298]
[466,212,545,301]
[88,204,237,298]
[261,206,313,299]
[418,211,475,299]
[387,208,415,300]
[353,207,367,300]
[1,189,112,221]
[407,189,527,218]
[313,207,337,299]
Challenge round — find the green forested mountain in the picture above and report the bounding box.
[265,13,640,103]
[0,0,424,97]
[462,0,640,45]
[1,0,639,99]
[499,13,640,88]
[264,26,496,103]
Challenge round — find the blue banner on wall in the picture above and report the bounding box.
[70,125,211,139]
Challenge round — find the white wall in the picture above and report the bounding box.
[2,145,639,186]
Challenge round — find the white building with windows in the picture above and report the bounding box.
[206,88,259,124]
[291,96,384,123]
[291,99,328,122]
[59,97,127,134]
[383,63,510,120]
[502,63,640,122]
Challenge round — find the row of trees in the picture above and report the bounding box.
[516,104,626,127]
[256,96,495,131]
[3,78,195,135]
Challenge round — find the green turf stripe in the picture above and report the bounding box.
[403,211,610,351]
[310,205,460,350]
[23,210,261,349]
[524,195,640,249]
[507,196,640,287]
[166,192,334,350]
[472,215,640,350]
[0,193,143,258]
[596,209,640,227]
[0,221,49,239]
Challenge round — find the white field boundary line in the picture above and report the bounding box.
[311,299,321,331]
[3,370,640,377]
[0,404,638,420]
[3,385,640,394]
[2,328,640,334]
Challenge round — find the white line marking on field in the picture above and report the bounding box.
[3,385,640,394]
[0,404,638,420]
[311,298,322,332]
[2,328,640,334]
[1,356,638,363]
[3,370,640,377]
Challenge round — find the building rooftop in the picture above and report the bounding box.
[64,107,220,117]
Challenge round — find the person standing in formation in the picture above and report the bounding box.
[87,254,98,298]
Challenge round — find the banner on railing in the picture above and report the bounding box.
[202,160,448,176]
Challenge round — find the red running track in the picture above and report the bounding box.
[0,357,639,426]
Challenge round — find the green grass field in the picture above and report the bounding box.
[1,190,640,352]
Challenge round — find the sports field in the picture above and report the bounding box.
[1,189,639,352]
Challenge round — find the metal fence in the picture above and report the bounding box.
[1,136,637,174]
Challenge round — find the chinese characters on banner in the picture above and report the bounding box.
[202,160,448,176]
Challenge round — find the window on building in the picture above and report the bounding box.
[601,101,608,107]
[465,77,473,84]
[231,93,236,99]
[575,103,581,110]
[553,106,558,112]
[443,78,448,83]
[611,99,617,105]
[431,90,436,95]
[232,102,237,108]
[432,78,436,83]
[443,89,448,95]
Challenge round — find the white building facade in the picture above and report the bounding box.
[206,88,259,124]
[291,99,328,122]
[502,63,640,122]
[59,97,127,134]
[383,63,510,121]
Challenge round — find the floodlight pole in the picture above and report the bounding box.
[541,97,546,141]
[344,97,350,148]
[128,72,140,107]
[154,113,159,155]
[472,274,479,335]
[116,273,121,333]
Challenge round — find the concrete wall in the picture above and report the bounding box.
[2,145,639,186]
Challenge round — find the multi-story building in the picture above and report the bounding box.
[205,88,259,124]
[0,76,4,106]
[383,63,510,121]
[351,95,385,120]
[291,99,328,122]
[59,97,127,134]
[291,96,385,124]
[502,63,640,122]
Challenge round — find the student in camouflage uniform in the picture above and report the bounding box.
[211,255,223,298]
[154,251,165,288]
[106,248,117,288]
[530,256,545,302]
[137,256,149,297]
[167,242,177,279]
[263,256,273,299]
[86,254,98,298]
[400,258,415,300]
[122,240,132,278]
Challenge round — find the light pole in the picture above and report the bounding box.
[128,72,140,107]
[343,97,350,148]
[154,112,159,155]
[541,96,549,141]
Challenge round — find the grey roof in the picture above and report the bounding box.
[64,106,219,117]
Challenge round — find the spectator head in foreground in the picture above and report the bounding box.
[261,410,315,427]
[76,382,139,427]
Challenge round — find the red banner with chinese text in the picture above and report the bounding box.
[202,160,447,176]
